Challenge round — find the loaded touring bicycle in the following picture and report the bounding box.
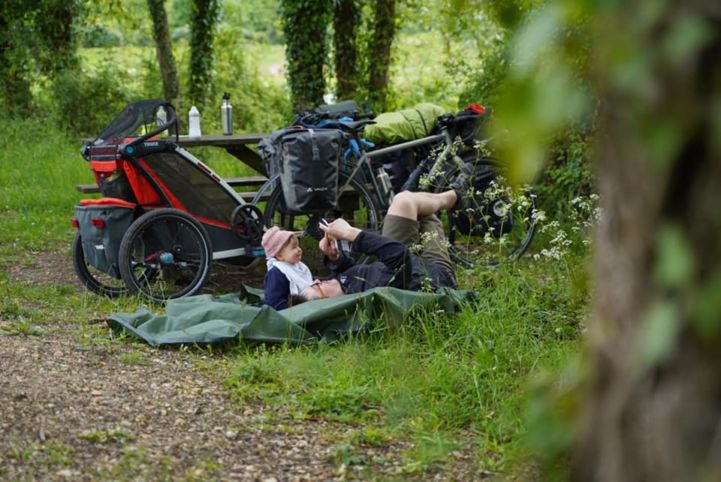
[72,100,267,301]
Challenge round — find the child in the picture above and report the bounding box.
[262,226,314,310]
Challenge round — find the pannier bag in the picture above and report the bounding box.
[259,128,345,214]
[74,198,136,278]
[454,103,489,146]
[363,103,446,145]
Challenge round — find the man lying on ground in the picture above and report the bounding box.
[293,164,474,302]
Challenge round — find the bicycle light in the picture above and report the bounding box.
[91,218,106,229]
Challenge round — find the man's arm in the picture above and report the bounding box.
[322,219,413,288]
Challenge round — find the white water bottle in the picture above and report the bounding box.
[221,92,233,135]
[156,105,167,127]
[188,106,201,137]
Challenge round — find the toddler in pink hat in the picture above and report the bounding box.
[262,227,314,310]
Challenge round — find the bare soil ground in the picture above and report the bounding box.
[1,251,488,481]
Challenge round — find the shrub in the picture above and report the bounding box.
[51,63,135,137]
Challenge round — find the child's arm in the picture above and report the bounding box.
[264,267,291,310]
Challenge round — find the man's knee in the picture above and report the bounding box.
[387,191,417,218]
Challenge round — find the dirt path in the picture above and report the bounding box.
[1,252,373,480]
[0,329,359,480]
[1,250,486,481]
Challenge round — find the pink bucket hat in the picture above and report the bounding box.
[262,226,301,259]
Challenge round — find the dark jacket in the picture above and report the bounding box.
[326,231,456,294]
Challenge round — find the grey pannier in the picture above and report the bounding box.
[259,128,345,214]
[74,199,135,278]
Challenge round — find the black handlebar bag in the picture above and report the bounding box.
[260,128,345,214]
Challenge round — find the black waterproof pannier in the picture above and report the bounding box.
[74,199,136,278]
[259,128,346,214]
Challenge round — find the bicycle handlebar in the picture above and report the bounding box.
[125,102,178,148]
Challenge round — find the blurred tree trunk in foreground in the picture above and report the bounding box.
[147,0,179,103]
[574,4,721,481]
[188,0,219,107]
[333,0,359,101]
[366,0,396,111]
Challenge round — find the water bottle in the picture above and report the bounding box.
[156,105,167,136]
[188,106,201,137]
[376,167,394,201]
[156,105,167,128]
[221,92,233,135]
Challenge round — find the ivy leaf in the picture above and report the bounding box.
[654,223,694,289]
[635,300,680,372]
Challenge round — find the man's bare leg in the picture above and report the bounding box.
[386,191,457,221]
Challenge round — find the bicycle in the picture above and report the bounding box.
[258,104,538,276]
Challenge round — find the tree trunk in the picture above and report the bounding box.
[0,3,31,114]
[573,4,721,481]
[366,0,395,111]
[281,0,332,111]
[188,0,219,107]
[333,0,359,101]
[37,0,78,73]
[147,0,179,103]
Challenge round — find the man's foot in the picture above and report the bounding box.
[450,162,475,209]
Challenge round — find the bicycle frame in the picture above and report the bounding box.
[339,128,463,212]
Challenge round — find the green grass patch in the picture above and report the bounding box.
[223,257,586,472]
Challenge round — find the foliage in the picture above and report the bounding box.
[280,0,333,110]
[0,0,82,114]
[188,0,220,107]
[535,128,594,216]
[50,62,136,137]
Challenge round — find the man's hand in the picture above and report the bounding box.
[319,218,361,242]
[319,235,339,261]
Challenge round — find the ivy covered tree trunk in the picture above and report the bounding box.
[188,0,219,107]
[36,0,79,73]
[147,0,179,103]
[333,0,359,101]
[573,5,721,481]
[0,4,32,114]
[366,0,395,111]
[281,0,333,110]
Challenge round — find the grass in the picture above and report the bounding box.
[0,116,588,477]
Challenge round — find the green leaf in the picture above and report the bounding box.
[636,300,679,370]
[654,223,694,289]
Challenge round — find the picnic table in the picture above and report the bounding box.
[76,133,270,199]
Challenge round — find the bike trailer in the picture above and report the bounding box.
[259,128,346,214]
[72,198,136,278]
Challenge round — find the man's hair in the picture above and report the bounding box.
[289,294,308,306]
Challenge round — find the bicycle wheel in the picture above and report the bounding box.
[72,232,129,298]
[263,174,381,278]
[434,153,537,267]
[118,208,212,301]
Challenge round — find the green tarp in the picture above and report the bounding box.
[108,286,473,347]
[363,103,447,145]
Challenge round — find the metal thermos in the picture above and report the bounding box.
[376,167,394,201]
[221,92,233,135]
